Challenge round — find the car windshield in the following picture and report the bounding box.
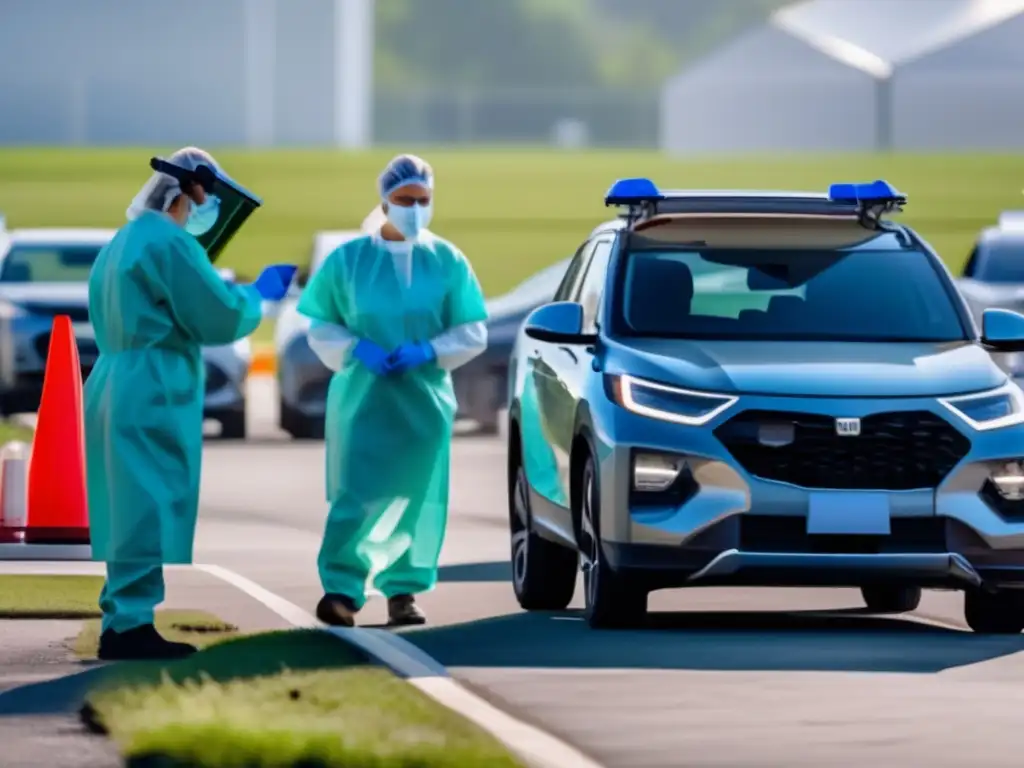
[974,241,1024,283]
[620,247,967,342]
[0,244,101,283]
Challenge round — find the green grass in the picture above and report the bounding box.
[0,420,32,444]
[0,574,101,618]
[2,150,1022,298]
[74,610,239,659]
[85,629,522,768]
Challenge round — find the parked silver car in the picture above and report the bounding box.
[957,212,1024,382]
[0,224,253,438]
[275,230,364,439]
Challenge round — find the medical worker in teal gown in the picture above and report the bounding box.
[86,147,295,660]
[298,155,489,627]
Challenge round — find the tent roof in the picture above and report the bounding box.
[772,0,1024,76]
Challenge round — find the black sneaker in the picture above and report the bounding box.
[316,593,359,627]
[387,594,426,626]
[97,624,197,661]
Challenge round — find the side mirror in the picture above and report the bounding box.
[523,302,596,344]
[982,308,1024,352]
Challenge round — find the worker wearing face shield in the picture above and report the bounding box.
[85,147,296,660]
[298,154,489,627]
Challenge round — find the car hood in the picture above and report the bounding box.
[0,283,89,305]
[607,339,1004,398]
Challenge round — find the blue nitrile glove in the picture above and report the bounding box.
[251,264,298,301]
[388,340,437,374]
[353,338,392,376]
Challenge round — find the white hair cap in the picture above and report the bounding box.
[126,146,220,221]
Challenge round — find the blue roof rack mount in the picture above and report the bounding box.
[827,180,906,227]
[605,178,664,207]
[827,180,906,205]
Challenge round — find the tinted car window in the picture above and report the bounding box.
[621,247,965,342]
[0,244,101,283]
[576,240,613,331]
[972,241,1024,283]
[555,242,594,302]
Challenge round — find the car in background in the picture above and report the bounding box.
[0,224,253,438]
[507,178,1024,634]
[275,228,569,438]
[275,230,364,439]
[454,257,570,433]
[957,212,1024,382]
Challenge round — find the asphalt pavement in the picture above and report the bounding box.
[196,377,1024,768]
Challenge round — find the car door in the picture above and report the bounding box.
[543,236,614,502]
[523,241,596,514]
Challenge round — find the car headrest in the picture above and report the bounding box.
[3,263,30,282]
[628,257,694,331]
[767,295,804,316]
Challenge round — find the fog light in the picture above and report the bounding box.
[991,461,1024,501]
[633,453,687,492]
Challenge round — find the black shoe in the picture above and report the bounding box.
[97,624,197,661]
[316,593,359,627]
[387,594,426,626]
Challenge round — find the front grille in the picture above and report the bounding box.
[205,363,229,393]
[22,303,89,322]
[714,409,970,491]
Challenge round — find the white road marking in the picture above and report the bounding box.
[196,562,606,768]
[193,563,318,626]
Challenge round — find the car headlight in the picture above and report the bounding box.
[607,374,738,426]
[938,381,1024,431]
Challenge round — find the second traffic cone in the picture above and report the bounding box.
[24,315,89,543]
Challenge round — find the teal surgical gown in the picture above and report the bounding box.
[297,233,488,608]
[85,211,262,630]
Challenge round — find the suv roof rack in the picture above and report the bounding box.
[604,178,907,230]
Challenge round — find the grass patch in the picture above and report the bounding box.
[86,629,522,768]
[1,149,1020,299]
[74,610,239,659]
[0,574,101,619]
[0,420,33,445]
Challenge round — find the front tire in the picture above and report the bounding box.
[219,409,247,440]
[965,590,1024,634]
[860,586,921,614]
[580,454,646,629]
[281,399,324,440]
[509,464,577,611]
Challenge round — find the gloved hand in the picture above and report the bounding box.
[388,340,437,374]
[251,264,298,301]
[353,338,392,376]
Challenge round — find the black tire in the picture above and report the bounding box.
[860,586,921,614]
[579,454,647,629]
[965,590,1024,634]
[509,464,577,610]
[219,409,247,440]
[281,399,324,440]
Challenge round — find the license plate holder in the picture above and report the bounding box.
[807,492,891,535]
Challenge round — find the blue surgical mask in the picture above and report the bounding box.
[385,201,433,239]
[185,195,221,236]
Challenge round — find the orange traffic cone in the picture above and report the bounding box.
[24,315,89,543]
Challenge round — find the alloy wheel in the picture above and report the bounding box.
[511,469,531,592]
[581,463,599,608]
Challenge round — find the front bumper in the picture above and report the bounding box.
[591,390,1024,592]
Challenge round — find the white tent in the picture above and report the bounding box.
[660,0,1024,154]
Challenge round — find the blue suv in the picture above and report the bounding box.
[506,179,1024,633]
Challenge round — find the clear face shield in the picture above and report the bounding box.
[148,157,263,263]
